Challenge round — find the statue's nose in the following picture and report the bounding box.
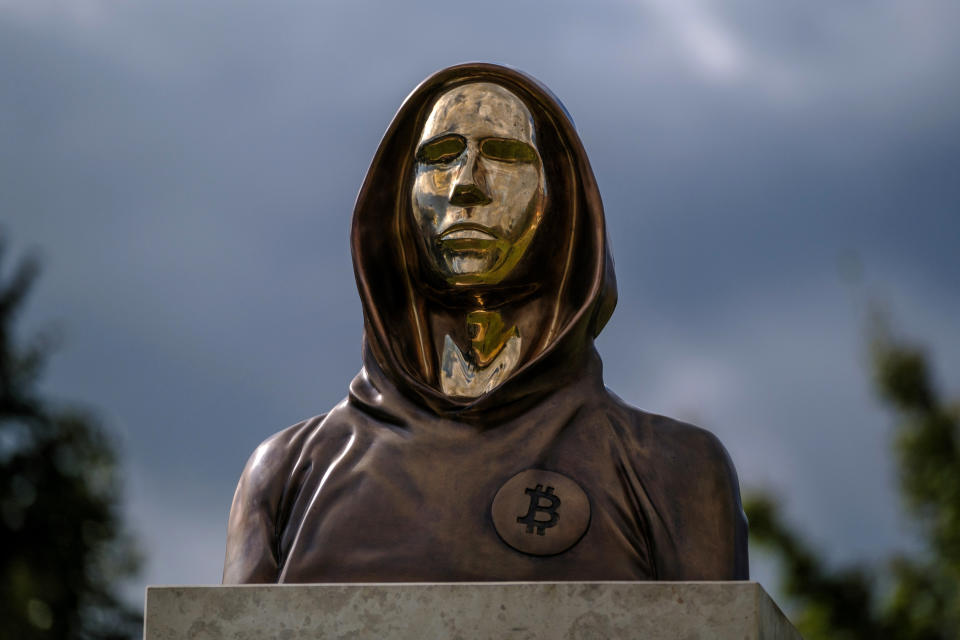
[449,150,492,207]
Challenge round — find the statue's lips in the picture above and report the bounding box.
[438,225,498,252]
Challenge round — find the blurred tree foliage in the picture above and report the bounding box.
[745,316,960,640]
[0,244,141,639]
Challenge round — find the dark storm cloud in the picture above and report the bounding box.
[2,0,958,591]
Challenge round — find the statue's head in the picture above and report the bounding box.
[410,82,546,287]
[352,63,618,399]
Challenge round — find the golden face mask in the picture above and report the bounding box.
[410,82,546,286]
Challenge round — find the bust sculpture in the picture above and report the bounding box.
[223,63,749,583]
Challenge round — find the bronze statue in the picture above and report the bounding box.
[223,63,749,583]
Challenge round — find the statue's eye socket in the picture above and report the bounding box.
[416,135,466,164]
[479,138,538,164]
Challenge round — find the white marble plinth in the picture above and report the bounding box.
[144,581,801,639]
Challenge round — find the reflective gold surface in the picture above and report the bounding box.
[440,331,521,398]
[441,309,522,398]
[411,83,546,286]
[466,309,516,367]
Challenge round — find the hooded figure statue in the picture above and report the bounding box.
[223,63,749,583]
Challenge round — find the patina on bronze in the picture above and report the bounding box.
[223,63,749,583]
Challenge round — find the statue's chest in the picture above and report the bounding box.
[277,433,654,582]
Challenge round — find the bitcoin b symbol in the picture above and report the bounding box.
[492,470,589,555]
[516,484,561,535]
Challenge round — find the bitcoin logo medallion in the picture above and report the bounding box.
[491,469,590,556]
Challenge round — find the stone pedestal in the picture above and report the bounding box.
[144,581,801,639]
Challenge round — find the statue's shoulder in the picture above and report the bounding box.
[641,409,734,470]
[232,417,316,500]
[224,413,338,583]
[246,415,323,469]
[602,391,742,518]
[229,411,352,519]
[242,408,358,481]
[603,391,733,466]
[602,392,748,579]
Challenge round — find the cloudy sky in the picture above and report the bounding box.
[3,0,959,607]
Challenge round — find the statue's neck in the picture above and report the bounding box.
[464,310,517,367]
[433,305,522,399]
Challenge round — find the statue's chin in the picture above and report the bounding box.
[436,249,507,286]
[443,252,495,276]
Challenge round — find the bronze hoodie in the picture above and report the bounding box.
[223,63,749,583]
